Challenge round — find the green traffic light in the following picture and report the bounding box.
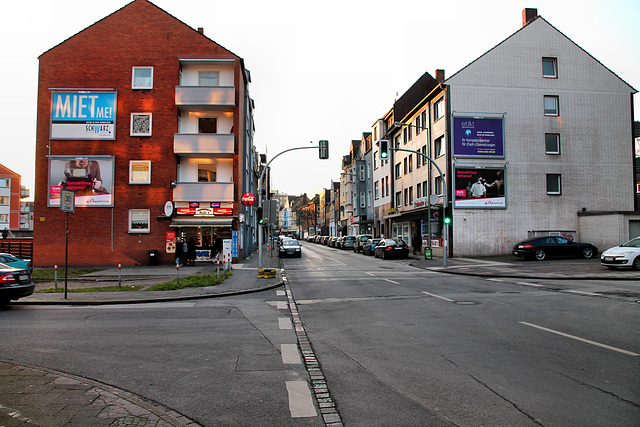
[444,217,451,224]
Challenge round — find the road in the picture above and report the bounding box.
[283,242,640,426]
[1,241,638,426]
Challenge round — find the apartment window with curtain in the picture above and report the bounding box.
[132,66,153,89]
[199,71,219,86]
[544,95,559,116]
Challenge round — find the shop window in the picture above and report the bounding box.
[129,161,151,184]
[132,66,153,89]
[129,209,150,233]
[130,113,152,136]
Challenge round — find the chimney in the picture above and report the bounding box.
[197,27,204,34]
[522,8,538,26]
[436,69,445,83]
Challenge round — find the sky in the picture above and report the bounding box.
[1,0,638,201]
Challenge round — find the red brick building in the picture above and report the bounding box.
[0,164,30,234]
[34,0,256,267]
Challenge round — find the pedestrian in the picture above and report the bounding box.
[412,230,421,255]
[175,237,183,266]
[1,228,8,239]
[182,239,189,266]
[187,237,197,267]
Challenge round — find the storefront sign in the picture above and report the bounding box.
[195,208,214,216]
[210,202,220,208]
[241,192,255,206]
[453,117,504,158]
[166,231,176,253]
[414,197,428,208]
[50,91,117,140]
[214,208,233,216]
[176,208,195,215]
[163,201,174,217]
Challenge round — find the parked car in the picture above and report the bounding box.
[600,237,640,270]
[322,236,330,245]
[279,239,302,258]
[328,237,338,247]
[307,235,316,242]
[341,236,356,250]
[512,236,597,261]
[374,238,409,259]
[0,263,35,305]
[362,238,382,256]
[354,234,373,253]
[0,253,32,272]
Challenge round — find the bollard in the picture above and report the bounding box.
[176,263,180,286]
[118,260,122,289]
[216,256,220,280]
[54,263,58,289]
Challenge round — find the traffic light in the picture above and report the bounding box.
[257,207,264,224]
[379,139,389,160]
[443,207,452,225]
[319,140,329,159]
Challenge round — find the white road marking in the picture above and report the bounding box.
[281,344,302,364]
[487,278,504,282]
[421,291,455,302]
[366,272,376,276]
[384,279,400,284]
[565,290,602,296]
[519,322,639,357]
[277,301,288,310]
[276,290,286,296]
[279,317,293,330]
[518,282,544,287]
[286,381,318,418]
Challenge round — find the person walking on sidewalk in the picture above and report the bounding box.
[187,237,197,267]
[175,237,183,266]
[412,230,421,255]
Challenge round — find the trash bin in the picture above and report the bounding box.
[424,248,432,260]
[148,249,159,266]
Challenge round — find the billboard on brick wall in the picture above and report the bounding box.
[48,156,114,207]
[50,91,117,140]
[454,166,506,209]
[453,116,504,158]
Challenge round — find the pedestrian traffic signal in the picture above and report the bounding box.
[319,140,329,159]
[379,139,389,160]
[257,207,264,224]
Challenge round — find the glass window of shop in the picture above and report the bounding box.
[176,226,231,260]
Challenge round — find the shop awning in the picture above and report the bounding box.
[170,217,233,227]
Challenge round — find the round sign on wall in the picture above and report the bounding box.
[241,192,255,206]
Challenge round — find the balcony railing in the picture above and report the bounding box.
[175,86,235,108]
[172,182,234,203]
[174,133,234,155]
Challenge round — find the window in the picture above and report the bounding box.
[129,209,150,233]
[0,196,8,205]
[360,165,365,181]
[130,113,152,136]
[394,135,401,149]
[435,176,443,195]
[0,178,8,187]
[132,66,153,89]
[408,125,412,141]
[421,111,427,131]
[129,161,151,184]
[199,71,219,86]
[545,133,561,154]
[360,192,365,208]
[395,191,401,207]
[542,57,557,78]
[434,136,444,157]
[546,174,562,194]
[395,163,401,179]
[375,181,379,199]
[198,164,217,182]
[434,98,444,120]
[544,96,559,116]
[403,128,408,144]
[423,180,428,197]
[198,118,217,133]
[374,153,378,170]
[403,158,408,174]
[404,188,408,206]
[417,183,422,198]
[409,154,413,172]
[409,186,414,204]
[416,116,421,135]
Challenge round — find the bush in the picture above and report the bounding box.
[145,271,232,292]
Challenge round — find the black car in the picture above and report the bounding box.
[279,239,302,258]
[512,236,597,261]
[374,238,410,260]
[0,262,35,305]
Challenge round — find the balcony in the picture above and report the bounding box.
[175,86,235,109]
[173,182,234,202]
[174,133,234,155]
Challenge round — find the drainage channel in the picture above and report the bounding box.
[282,270,344,427]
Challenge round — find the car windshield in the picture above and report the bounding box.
[282,240,299,247]
[344,237,355,241]
[621,238,640,248]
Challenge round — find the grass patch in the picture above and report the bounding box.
[31,268,104,283]
[145,271,232,291]
[36,285,144,293]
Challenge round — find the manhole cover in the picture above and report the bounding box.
[455,301,479,305]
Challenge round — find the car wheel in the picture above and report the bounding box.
[535,249,546,261]
[382,251,387,260]
[582,247,594,259]
[632,256,640,271]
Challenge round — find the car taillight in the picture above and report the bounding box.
[386,246,393,250]
[403,246,408,249]
[28,261,33,268]
[0,273,17,283]
[521,244,533,248]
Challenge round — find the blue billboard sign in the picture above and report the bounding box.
[50,91,117,140]
[453,117,504,158]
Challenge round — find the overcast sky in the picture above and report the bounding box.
[1,0,638,200]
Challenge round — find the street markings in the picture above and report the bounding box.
[281,344,302,364]
[517,282,544,287]
[285,381,318,418]
[422,291,455,302]
[279,317,293,330]
[384,279,400,284]
[565,290,602,297]
[519,322,639,357]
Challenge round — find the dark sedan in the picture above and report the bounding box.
[279,239,302,258]
[0,263,35,305]
[512,236,597,261]
[374,238,409,260]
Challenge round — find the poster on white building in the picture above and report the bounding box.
[454,166,506,209]
[50,91,117,140]
[48,156,114,207]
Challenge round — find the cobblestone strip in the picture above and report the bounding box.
[281,271,344,427]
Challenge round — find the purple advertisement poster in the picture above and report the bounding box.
[453,117,504,158]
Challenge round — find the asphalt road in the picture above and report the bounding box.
[283,242,640,426]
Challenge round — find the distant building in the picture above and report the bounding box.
[0,164,31,235]
[33,0,256,266]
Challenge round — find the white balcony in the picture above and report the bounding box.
[175,86,235,109]
[174,133,234,155]
[173,182,234,202]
